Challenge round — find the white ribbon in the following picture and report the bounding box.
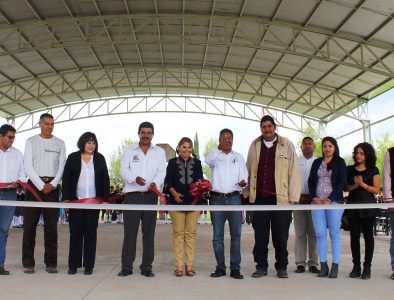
[0,200,393,211]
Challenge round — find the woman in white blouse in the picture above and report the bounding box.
[62,132,110,275]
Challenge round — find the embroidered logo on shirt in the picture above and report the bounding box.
[177,158,195,185]
[132,155,140,162]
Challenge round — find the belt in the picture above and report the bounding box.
[40,176,54,183]
[299,194,311,204]
[0,188,15,192]
[211,191,239,198]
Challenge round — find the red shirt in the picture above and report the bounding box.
[256,140,277,198]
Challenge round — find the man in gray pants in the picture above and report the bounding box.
[294,137,319,274]
[118,122,166,277]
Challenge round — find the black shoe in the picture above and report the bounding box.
[84,268,93,275]
[230,270,244,279]
[349,265,361,278]
[23,267,34,274]
[295,266,305,273]
[68,268,77,275]
[318,262,329,277]
[391,272,394,280]
[118,269,133,277]
[141,270,155,277]
[361,267,371,280]
[252,268,268,278]
[210,268,226,278]
[277,269,288,278]
[309,266,319,274]
[45,267,58,274]
[328,263,339,278]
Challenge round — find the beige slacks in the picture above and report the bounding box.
[169,210,200,268]
[293,209,319,267]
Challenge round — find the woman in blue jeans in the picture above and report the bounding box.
[308,136,347,278]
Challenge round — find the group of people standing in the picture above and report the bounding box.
[0,113,394,282]
[295,136,381,280]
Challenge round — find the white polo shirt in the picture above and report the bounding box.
[298,155,316,195]
[0,146,26,183]
[205,148,248,194]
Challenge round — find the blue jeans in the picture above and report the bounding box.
[210,194,242,271]
[311,207,343,264]
[390,212,394,271]
[0,190,16,267]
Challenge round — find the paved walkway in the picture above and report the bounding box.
[1,221,393,300]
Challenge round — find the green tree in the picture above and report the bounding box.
[374,133,394,184]
[202,138,218,179]
[297,125,322,157]
[109,138,137,187]
[193,132,200,159]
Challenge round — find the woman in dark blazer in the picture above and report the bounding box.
[308,136,347,279]
[163,137,203,277]
[62,132,110,275]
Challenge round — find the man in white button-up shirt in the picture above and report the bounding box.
[22,113,66,274]
[383,148,394,279]
[0,124,26,275]
[118,122,166,278]
[206,128,248,280]
[294,137,319,274]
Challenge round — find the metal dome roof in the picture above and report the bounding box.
[0,0,393,122]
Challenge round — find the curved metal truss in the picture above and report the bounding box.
[0,65,367,122]
[9,95,325,135]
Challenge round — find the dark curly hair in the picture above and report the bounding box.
[352,142,376,168]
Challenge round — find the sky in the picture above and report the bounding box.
[3,88,394,164]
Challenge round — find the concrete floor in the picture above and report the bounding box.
[1,221,393,300]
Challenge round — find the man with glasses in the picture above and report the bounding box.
[23,113,66,274]
[0,124,26,275]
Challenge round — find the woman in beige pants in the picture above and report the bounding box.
[163,137,203,277]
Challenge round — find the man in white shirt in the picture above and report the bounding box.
[23,113,66,274]
[0,124,26,275]
[294,137,319,274]
[206,128,248,280]
[118,122,166,277]
[383,148,394,280]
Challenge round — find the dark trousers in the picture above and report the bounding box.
[68,209,100,270]
[22,181,59,268]
[252,196,292,270]
[349,216,375,267]
[121,192,157,272]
